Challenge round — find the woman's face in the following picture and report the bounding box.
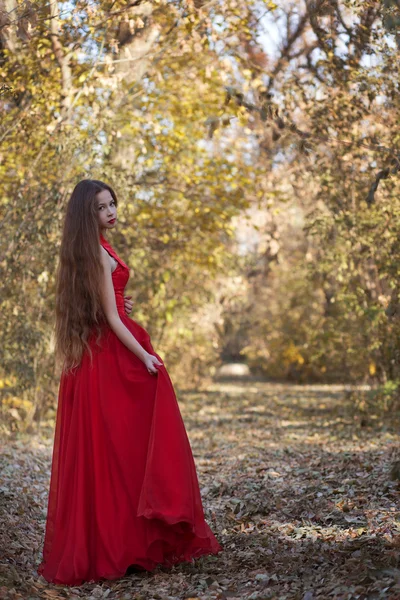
[96,189,117,232]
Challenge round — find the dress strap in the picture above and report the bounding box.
[99,233,129,271]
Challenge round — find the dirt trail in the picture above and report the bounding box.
[1,381,400,599]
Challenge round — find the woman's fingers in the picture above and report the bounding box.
[124,296,133,313]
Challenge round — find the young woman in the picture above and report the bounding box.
[37,179,222,585]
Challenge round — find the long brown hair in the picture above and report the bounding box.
[54,179,119,373]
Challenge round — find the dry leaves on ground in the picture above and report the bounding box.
[1,381,400,599]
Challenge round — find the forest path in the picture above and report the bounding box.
[1,381,399,600]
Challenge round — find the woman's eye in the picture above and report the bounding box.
[99,201,115,210]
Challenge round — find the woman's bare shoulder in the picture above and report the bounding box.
[100,245,118,273]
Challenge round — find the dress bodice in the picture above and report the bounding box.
[100,233,130,315]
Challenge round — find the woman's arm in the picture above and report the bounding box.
[99,246,148,363]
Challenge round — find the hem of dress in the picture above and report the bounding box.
[36,522,223,586]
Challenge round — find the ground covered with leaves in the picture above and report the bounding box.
[1,381,400,600]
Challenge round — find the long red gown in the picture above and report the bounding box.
[37,232,222,585]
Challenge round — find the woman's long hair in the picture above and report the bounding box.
[54,179,119,374]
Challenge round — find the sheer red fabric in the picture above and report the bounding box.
[37,233,222,585]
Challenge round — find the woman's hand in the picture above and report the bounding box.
[143,353,163,375]
[124,295,133,315]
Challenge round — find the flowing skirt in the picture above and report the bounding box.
[37,315,222,585]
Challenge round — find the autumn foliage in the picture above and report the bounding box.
[1,0,400,434]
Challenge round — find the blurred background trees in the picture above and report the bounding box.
[2,0,400,435]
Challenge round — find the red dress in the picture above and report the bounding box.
[37,232,222,585]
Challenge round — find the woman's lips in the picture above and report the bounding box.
[108,218,116,223]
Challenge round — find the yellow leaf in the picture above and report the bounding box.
[369,362,376,376]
